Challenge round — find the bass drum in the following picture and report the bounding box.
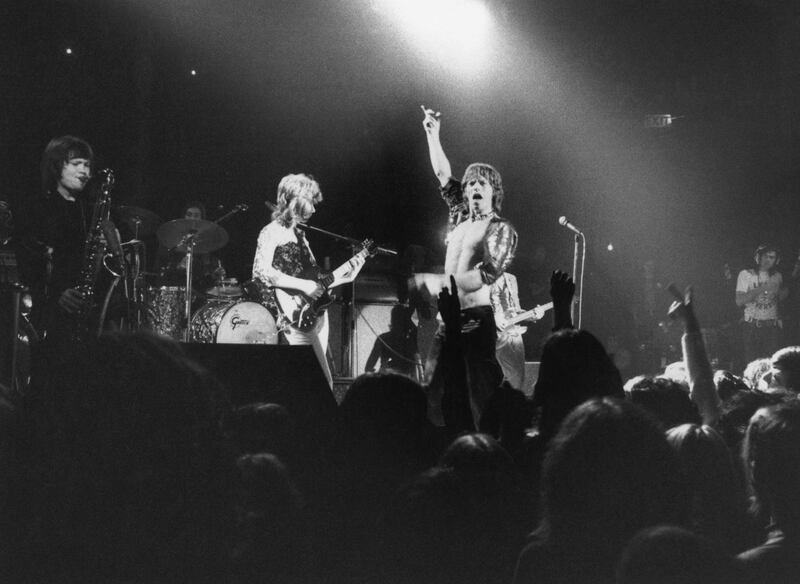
[191,300,279,344]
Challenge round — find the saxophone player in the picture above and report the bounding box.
[17,136,95,346]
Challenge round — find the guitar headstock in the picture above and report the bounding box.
[360,239,378,257]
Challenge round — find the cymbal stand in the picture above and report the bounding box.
[182,235,197,342]
[123,239,146,329]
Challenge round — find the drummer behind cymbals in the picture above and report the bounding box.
[155,201,226,293]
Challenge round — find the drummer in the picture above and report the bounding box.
[155,201,225,293]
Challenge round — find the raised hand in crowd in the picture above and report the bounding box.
[667,282,720,426]
[438,274,461,338]
[549,269,575,331]
[667,283,700,334]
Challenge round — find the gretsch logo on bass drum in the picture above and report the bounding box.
[230,314,250,330]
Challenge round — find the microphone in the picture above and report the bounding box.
[558,216,583,235]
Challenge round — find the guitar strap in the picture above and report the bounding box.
[295,226,317,271]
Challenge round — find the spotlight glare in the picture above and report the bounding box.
[377,0,494,75]
[65,48,73,55]
[190,69,197,76]
[607,243,614,252]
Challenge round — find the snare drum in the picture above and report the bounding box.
[206,278,243,300]
[145,286,186,340]
[191,300,278,344]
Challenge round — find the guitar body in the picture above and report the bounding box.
[269,239,376,332]
[274,286,333,332]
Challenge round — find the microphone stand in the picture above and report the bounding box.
[570,232,587,329]
[297,223,396,256]
[295,223,395,378]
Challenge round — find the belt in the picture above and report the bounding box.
[744,319,779,328]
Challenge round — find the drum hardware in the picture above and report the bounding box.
[117,206,163,240]
[212,203,249,225]
[156,218,230,341]
[156,218,229,255]
[206,277,243,299]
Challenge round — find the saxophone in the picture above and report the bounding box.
[72,169,114,342]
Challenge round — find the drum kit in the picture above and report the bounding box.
[116,205,278,345]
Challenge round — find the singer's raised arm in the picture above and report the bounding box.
[421,105,451,187]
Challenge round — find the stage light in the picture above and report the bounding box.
[65,48,73,55]
[607,243,614,252]
[375,0,495,75]
[190,69,197,76]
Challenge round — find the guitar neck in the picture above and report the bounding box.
[326,248,367,287]
[506,302,554,327]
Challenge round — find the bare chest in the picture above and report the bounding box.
[445,219,489,270]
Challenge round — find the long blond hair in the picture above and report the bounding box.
[272,173,323,227]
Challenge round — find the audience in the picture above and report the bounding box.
[513,397,690,584]
[3,266,799,584]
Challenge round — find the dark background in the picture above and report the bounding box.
[3,0,800,355]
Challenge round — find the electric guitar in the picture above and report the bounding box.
[501,302,553,332]
[273,239,376,331]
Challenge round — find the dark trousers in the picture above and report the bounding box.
[742,320,781,364]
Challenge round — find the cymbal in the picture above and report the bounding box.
[117,206,163,238]
[156,218,229,254]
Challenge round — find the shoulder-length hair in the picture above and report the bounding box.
[272,174,322,227]
[40,135,94,196]
[462,163,505,213]
[742,402,800,529]
[540,398,688,550]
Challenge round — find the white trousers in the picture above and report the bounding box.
[282,311,333,389]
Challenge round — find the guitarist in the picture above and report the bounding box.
[491,272,527,390]
[252,173,364,389]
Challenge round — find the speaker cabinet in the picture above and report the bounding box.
[352,302,394,375]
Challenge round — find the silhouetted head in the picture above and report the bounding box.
[617,525,741,584]
[439,433,513,475]
[540,398,688,552]
[743,402,800,531]
[743,358,772,390]
[769,346,800,393]
[713,370,749,402]
[626,376,700,430]
[533,329,624,441]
